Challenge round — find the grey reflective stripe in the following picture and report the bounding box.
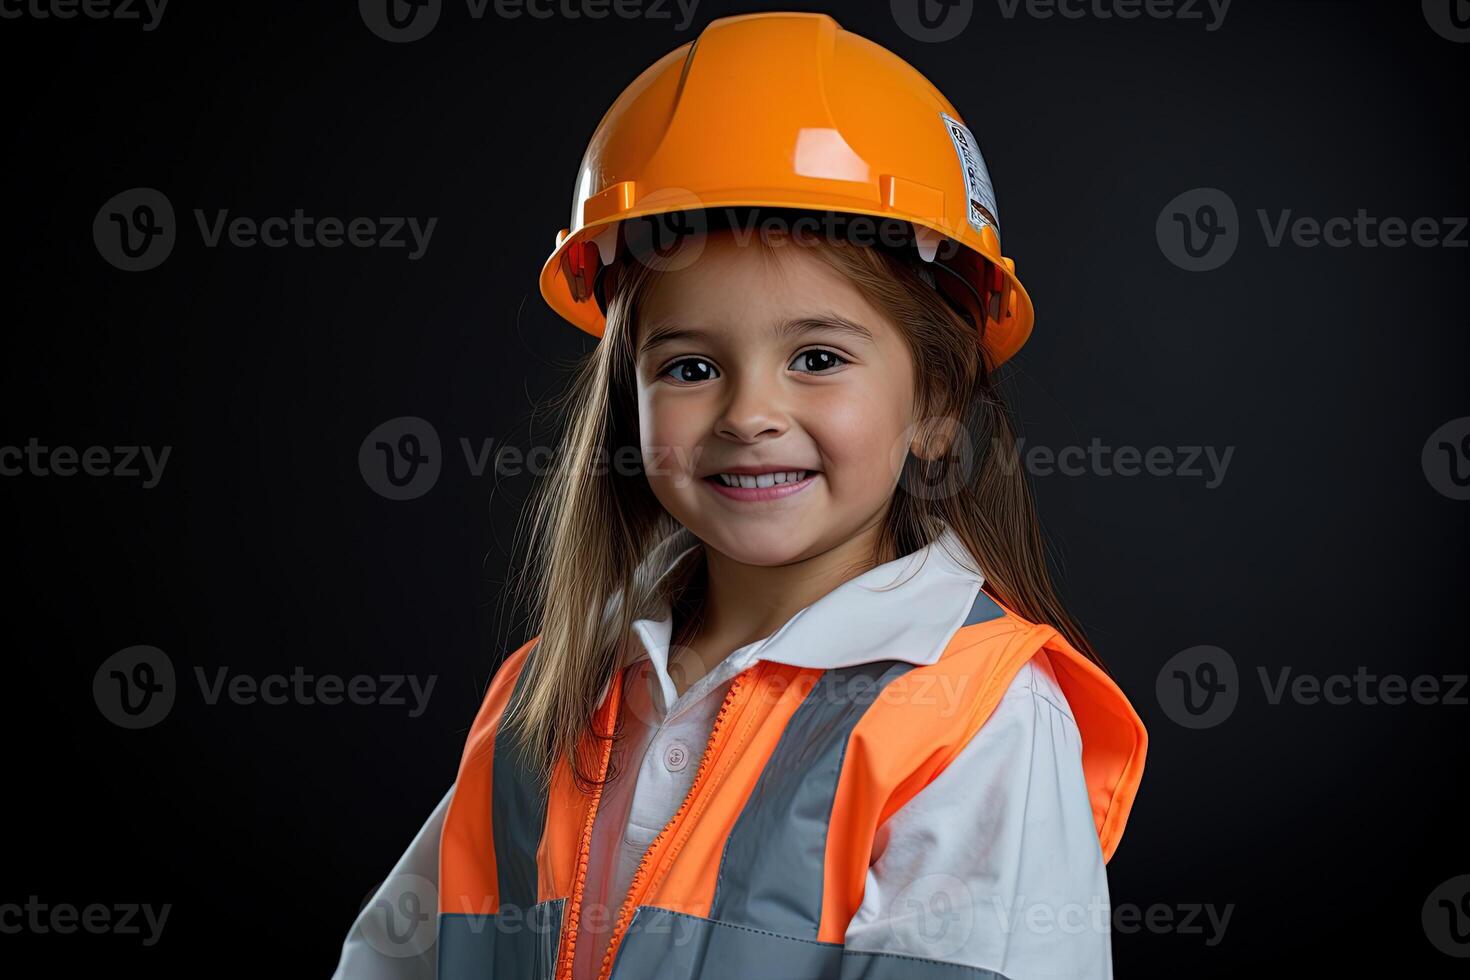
[961,588,1005,627]
[609,906,1010,980]
[492,640,546,910]
[709,659,915,938]
[437,898,563,980]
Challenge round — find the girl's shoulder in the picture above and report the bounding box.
[857,591,1147,863]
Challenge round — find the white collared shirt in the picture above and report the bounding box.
[334,527,1112,980]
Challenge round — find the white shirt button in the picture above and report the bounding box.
[663,741,689,772]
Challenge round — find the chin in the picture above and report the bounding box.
[696,520,817,567]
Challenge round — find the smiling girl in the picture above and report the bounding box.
[335,12,1146,980]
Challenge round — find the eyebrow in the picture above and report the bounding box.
[637,313,875,355]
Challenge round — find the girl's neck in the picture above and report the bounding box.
[672,517,891,660]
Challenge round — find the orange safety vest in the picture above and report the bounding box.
[437,591,1147,979]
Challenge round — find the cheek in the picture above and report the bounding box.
[808,384,913,478]
[638,388,702,474]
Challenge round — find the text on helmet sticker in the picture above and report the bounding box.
[940,112,1000,241]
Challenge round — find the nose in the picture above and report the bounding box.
[713,367,788,443]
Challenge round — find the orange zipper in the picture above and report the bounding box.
[593,659,771,980]
[555,666,625,980]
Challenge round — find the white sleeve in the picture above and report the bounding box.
[331,784,453,980]
[843,653,1112,980]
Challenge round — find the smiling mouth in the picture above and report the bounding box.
[701,469,820,503]
[705,470,813,489]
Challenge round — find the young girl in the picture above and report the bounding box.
[335,11,1146,980]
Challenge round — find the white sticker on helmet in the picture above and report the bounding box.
[940,112,1000,241]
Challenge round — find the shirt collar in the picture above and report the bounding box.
[622,522,987,684]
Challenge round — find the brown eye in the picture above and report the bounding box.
[662,358,718,384]
[790,349,847,374]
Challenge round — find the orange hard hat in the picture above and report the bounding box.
[538,10,1034,368]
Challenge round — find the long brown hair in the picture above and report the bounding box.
[499,222,1104,796]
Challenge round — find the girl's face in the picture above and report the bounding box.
[634,233,920,566]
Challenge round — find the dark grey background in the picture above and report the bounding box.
[2,0,1466,975]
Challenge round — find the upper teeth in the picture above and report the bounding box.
[715,470,808,488]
